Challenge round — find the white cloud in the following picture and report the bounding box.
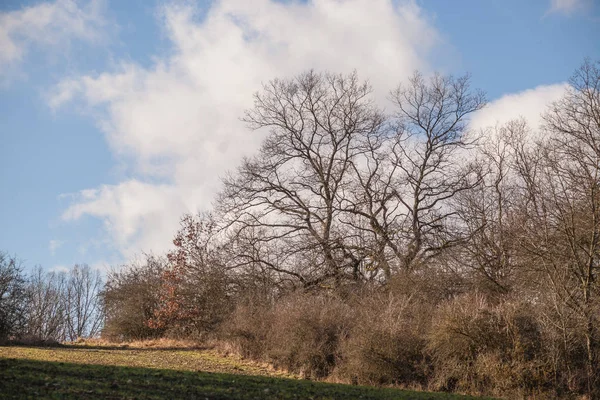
[0,0,106,77]
[48,239,65,255]
[52,0,441,259]
[61,180,187,257]
[470,83,568,133]
[546,0,590,15]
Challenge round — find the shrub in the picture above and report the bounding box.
[337,291,429,387]
[264,293,354,378]
[101,256,167,341]
[148,265,232,340]
[427,293,547,397]
[223,292,355,379]
[219,295,273,360]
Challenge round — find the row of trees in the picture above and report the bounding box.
[3,59,598,398]
[106,59,596,399]
[0,252,103,342]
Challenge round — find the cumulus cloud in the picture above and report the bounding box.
[52,0,442,258]
[546,0,590,15]
[0,0,105,77]
[470,83,568,133]
[61,180,187,257]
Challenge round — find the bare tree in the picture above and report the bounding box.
[26,267,67,341]
[220,71,386,289]
[64,264,103,341]
[0,252,27,340]
[344,72,486,278]
[518,59,600,396]
[454,120,531,295]
[219,70,485,289]
[388,72,486,270]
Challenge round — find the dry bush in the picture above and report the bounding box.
[264,293,354,379]
[222,274,444,385]
[336,290,429,387]
[223,292,355,379]
[101,256,167,341]
[534,291,598,398]
[220,295,274,360]
[149,267,233,341]
[428,293,548,397]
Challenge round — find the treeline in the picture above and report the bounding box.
[2,59,599,399]
[0,253,102,343]
[103,59,600,399]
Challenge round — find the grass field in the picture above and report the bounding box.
[0,344,494,399]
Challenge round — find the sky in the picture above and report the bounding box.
[1,0,599,273]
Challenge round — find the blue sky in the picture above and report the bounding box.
[1,0,599,272]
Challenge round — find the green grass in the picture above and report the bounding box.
[0,346,493,399]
